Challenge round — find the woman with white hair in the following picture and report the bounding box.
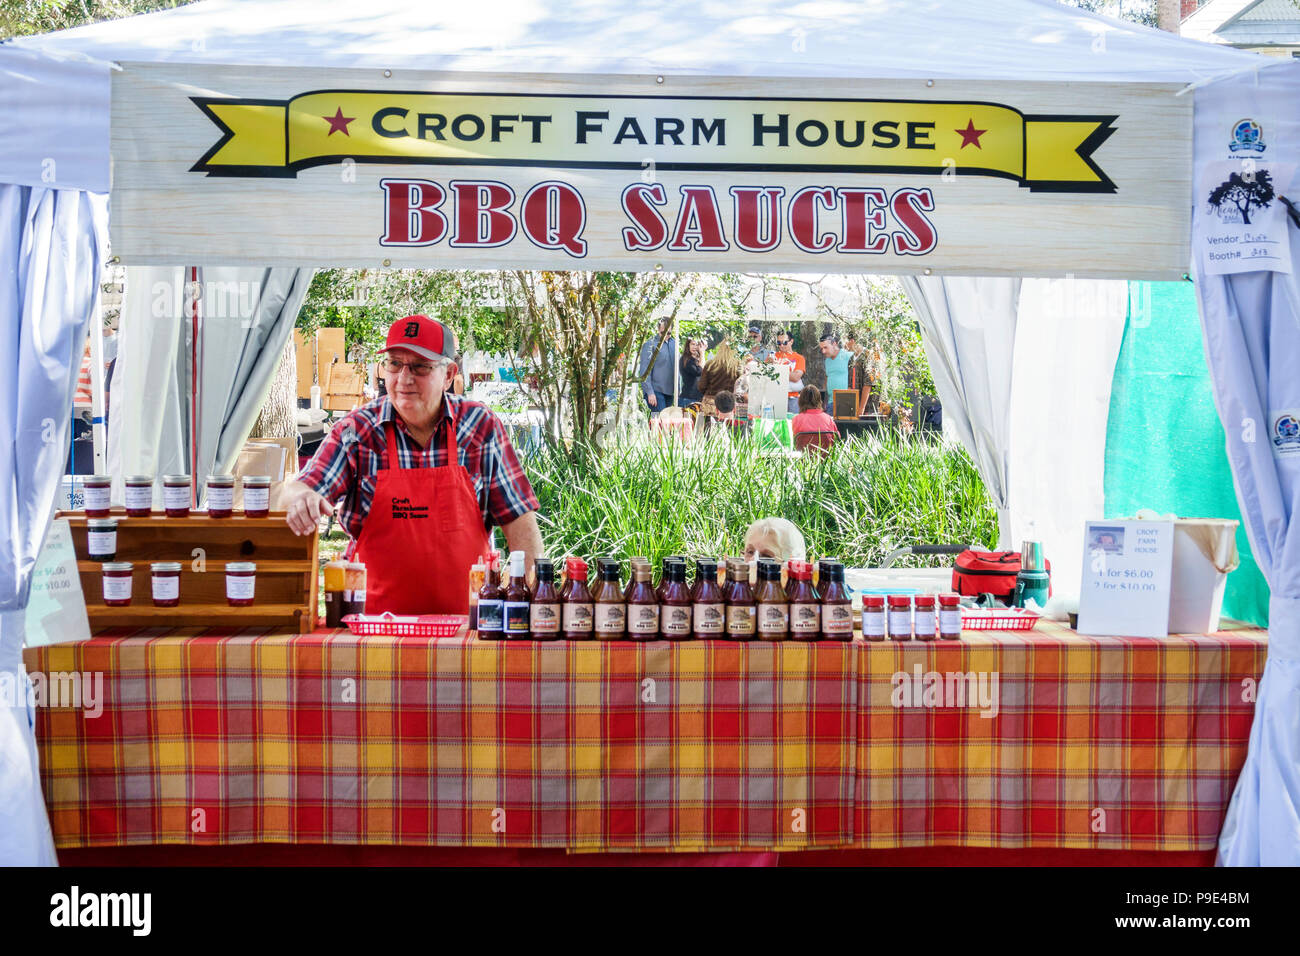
[742,517,807,565]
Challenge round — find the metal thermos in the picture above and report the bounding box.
[1015,541,1050,608]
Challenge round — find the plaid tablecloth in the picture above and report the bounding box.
[23,620,1266,852]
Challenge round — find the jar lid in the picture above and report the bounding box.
[161,474,191,484]
[863,595,886,607]
[938,593,962,606]
[86,518,117,529]
[84,474,112,485]
[101,562,133,572]
[206,474,235,486]
[887,594,913,607]
[151,561,182,571]
[227,562,256,572]
[242,475,272,486]
[124,475,154,484]
[346,561,366,570]
[914,594,936,607]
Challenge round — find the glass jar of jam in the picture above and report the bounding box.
[692,558,725,640]
[151,561,181,607]
[101,562,133,607]
[786,561,821,640]
[939,593,963,640]
[162,475,192,518]
[626,558,660,640]
[206,474,235,518]
[241,475,272,518]
[724,558,756,640]
[593,558,627,640]
[819,561,854,641]
[123,475,154,517]
[83,475,112,518]
[562,557,594,639]
[861,595,887,642]
[658,560,692,640]
[887,594,913,641]
[913,594,936,641]
[86,518,118,561]
[530,558,562,640]
[226,562,256,606]
[755,558,789,641]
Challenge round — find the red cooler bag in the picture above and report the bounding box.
[952,550,1052,600]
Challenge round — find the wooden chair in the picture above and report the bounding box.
[794,430,837,457]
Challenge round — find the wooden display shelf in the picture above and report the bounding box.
[61,510,318,634]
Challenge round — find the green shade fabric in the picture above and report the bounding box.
[1103,281,1269,626]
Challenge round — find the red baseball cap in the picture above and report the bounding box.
[379,314,457,363]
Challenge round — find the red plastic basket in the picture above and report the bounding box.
[341,612,467,637]
[960,609,1040,631]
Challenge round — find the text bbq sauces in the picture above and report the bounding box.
[626,558,661,640]
[786,561,821,641]
[562,557,594,640]
[530,558,562,640]
[692,558,725,639]
[724,558,757,640]
[659,560,692,640]
[503,550,532,639]
[755,558,789,641]
[819,560,853,641]
[593,558,627,640]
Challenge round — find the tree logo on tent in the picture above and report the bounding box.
[1206,170,1274,226]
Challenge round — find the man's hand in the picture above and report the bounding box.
[646,392,658,408]
[282,479,335,536]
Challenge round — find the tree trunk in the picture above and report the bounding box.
[250,335,298,439]
[1156,0,1181,33]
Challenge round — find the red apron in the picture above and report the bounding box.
[353,413,491,615]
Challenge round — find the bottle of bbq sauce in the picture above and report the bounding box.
[625,558,659,639]
[593,558,627,640]
[692,558,725,640]
[787,561,822,641]
[625,556,648,603]
[656,556,685,604]
[503,550,532,639]
[755,558,789,641]
[477,553,505,640]
[724,557,757,640]
[530,558,561,640]
[820,560,854,641]
[562,557,595,640]
[659,560,692,640]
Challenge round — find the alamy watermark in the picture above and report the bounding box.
[890,665,999,718]
[0,670,104,718]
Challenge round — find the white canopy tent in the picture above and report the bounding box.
[2,0,1296,867]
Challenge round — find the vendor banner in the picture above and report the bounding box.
[111,64,1192,277]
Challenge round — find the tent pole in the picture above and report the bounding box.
[89,306,106,474]
[673,314,680,407]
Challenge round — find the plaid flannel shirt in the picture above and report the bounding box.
[297,394,538,540]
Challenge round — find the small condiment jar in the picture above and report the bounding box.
[83,475,113,518]
[819,561,854,641]
[101,562,133,607]
[241,475,272,518]
[225,562,256,606]
[692,558,726,639]
[724,557,756,640]
[938,593,963,640]
[861,595,887,642]
[123,475,154,517]
[86,518,118,561]
[323,560,348,628]
[754,558,789,641]
[161,475,192,517]
[913,594,937,641]
[786,561,821,641]
[530,558,562,640]
[151,561,181,607]
[206,474,235,518]
[887,594,913,641]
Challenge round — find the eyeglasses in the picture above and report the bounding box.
[382,357,442,377]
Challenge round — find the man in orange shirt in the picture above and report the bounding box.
[772,329,806,416]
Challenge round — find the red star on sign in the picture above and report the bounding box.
[955,119,987,149]
[323,107,356,136]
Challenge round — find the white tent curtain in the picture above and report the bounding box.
[1192,64,1300,866]
[108,266,312,505]
[900,276,1020,547]
[0,184,107,866]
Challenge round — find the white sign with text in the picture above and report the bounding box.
[1076,520,1174,638]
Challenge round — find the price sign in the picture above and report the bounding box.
[1076,519,1174,638]
[23,518,92,648]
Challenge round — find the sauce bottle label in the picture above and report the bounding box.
[694,603,725,634]
[726,605,756,635]
[790,603,821,634]
[824,604,854,634]
[243,486,270,512]
[939,608,962,635]
[504,602,530,632]
[861,609,886,637]
[914,609,936,637]
[531,604,560,632]
[84,485,111,512]
[562,603,593,632]
[594,603,626,634]
[478,599,504,631]
[629,605,661,634]
[162,484,190,510]
[207,485,234,512]
[151,576,180,601]
[102,575,132,602]
[757,603,789,633]
[888,609,912,638]
[226,575,255,601]
[124,485,153,510]
[660,606,690,636]
[87,530,116,557]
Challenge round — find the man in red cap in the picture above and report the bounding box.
[282,315,542,615]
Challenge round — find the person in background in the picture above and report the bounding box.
[818,332,851,414]
[791,385,840,440]
[743,517,807,565]
[697,341,742,409]
[745,322,773,363]
[679,338,703,406]
[771,328,806,416]
[637,317,677,413]
[450,353,466,395]
[845,330,880,416]
[703,389,747,434]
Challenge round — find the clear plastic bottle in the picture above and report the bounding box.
[562,557,594,640]
[819,561,853,641]
[724,557,757,640]
[530,559,562,640]
[658,560,692,640]
[786,561,822,640]
[754,558,789,641]
[626,559,661,640]
[593,558,627,640]
[692,558,725,639]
